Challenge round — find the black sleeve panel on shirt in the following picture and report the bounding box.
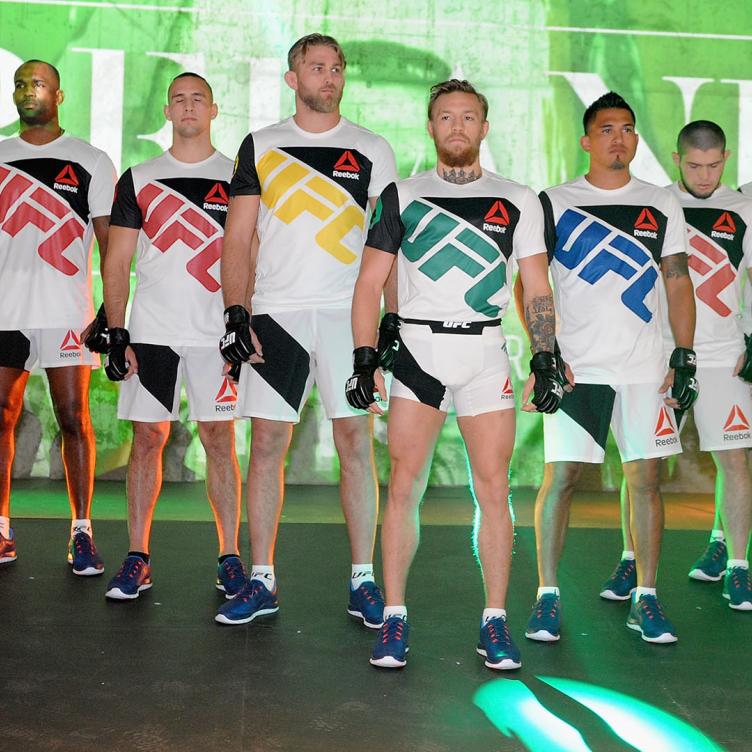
[365,182,403,255]
[109,169,142,229]
[229,133,261,197]
[538,190,557,264]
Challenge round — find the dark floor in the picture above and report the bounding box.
[1,502,748,751]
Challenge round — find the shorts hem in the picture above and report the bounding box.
[238,410,300,425]
[620,446,683,462]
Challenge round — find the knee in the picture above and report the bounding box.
[198,422,234,457]
[250,422,290,463]
[55,402,90,437]
[714,449,749,478]
[132,423,170,456]
[624,462,660,497]
[388,461,425,509]
[545,462,582,496]
[334,419,372,467]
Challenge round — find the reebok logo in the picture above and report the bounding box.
[654,407,678,446]
[724,405,750,432]
[332,150,360,180]
[501,378,514,397]
[59,329,81,358]
[203,183,229,213]
[634,207,658,239]
[712,211,736,240]
[483,200,509,233]
[54,165,79,193]
[214,377,237,412]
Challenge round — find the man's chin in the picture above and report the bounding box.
[438,146,479,168]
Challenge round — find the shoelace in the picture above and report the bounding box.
[708,542,726,562]
[639,595,666,622]
[485,618,510,646]
[380,618,406,645]
[730,568,751,590]
[116,557,144,582]
[356,582,383,605]
[236,580,268,604]
[612,560,635,581]
[221,558,245,583]
[536,595,558,619]
[73,533,94,556]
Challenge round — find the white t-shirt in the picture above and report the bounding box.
[366,169,545,323]
[666,182,752,366]
[110,150,232,346]
[0,134,115,329]
[542,175,687,384]
[230,116,397,313]
[739,182,752,197]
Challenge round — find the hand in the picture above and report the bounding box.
[735,334,752,382]
[524,351,564,414]
[82,304,109,354]
[220,305,255,364]
[105,328,134,381]
[377,312,400,372]
[668,347,698,411]
[345,346,384,414]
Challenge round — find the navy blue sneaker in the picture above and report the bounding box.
[627,594,677,643]
[477,616,522,670]
[67,532,104,576]
[347,581,384,628]
[600,558,636,601]
[688,539,727,581]
[0,528,17,564]
[525,593,561,642]
[105,555,152,600]
[723,566,752,611]
[215,578,279,625]
[216,555,247,599]
[370,615,409,668]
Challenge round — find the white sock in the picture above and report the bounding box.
[351,563,374,589]
[710,529,725,542]
[634,586,656,599]
[482,608,506,623]
[250,564,275,591]
[727,559,749,570]
[0,515,9,539]
[537,586,559,598]
[71,518,92,538]
[621,550,635,561]
[383,605,407,621]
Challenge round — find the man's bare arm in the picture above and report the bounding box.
[102,226,139,328]
[517,253,556,353]
[221,195,261,308]
[352,247,396,348]
[662,252,695,349]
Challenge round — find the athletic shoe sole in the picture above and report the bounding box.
[525,629,560,642]
[723,593,752,611]
[369,650,408,669]
[214,605,279,625]
[215,584,240,600]
[346,607,383,629]
[626,622,678,643]
[0,554,17,564]
[600,588,634,601]
[688,568,725,582]
[72,565,105,576]
[105,582,153,600]
[476,648,522,670]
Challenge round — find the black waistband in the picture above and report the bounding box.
[400,318,501,334]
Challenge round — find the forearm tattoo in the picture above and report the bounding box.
[662,252,690,279]
[441,167,480,184]
[525,294,556,353]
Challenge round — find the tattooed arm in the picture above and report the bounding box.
[517,253,556,353]
[661,252,695,349]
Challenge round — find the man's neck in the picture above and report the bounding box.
[584,165,631,190]
[436,160,482,184]
[169,135,215,164]
[292,105,340,134]
[19,121,64,146]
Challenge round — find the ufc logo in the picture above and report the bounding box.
[137,183,223,292]
[220,331,236,349]
[0,166,85,276]
[687,227,735,317]
[442,321,471,328]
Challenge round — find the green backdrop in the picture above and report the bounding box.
[1,0,750,488]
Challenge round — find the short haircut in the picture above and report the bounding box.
[17,59,61,87]
[168,72,213,101]
[677,120,726,154]
[583,91,636,133]
[427,79,489,121]
[287,33,346,71]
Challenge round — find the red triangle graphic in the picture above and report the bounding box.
[54,165,79,186]
[60,329,81,351]
[215,377,238,403]
[713,211,737,234]
[484,200,510,226]
[654,407,675,437]
[724,404,750,432]
[635,207,659,231]
[501,377,513,395]
[333,150,360,172]
[204,182,229,204]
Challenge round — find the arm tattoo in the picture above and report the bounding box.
[525,294,556,353]
[662,252,690,279]
[441,167,480,184]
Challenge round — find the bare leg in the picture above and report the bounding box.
[712,448,751,561]
[332,415,378,564]
[197,421,241,556]
[620,476,635,551]
[622,458,662,587]
[0,367,29,517]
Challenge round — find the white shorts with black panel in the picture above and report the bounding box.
[0,328,99,370]
[692,365,752,451]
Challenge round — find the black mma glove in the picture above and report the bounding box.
[738,334,752,383]
[669,347,698,411]
[84,304,109,354]
[227,362,242,383]
[105,327,130,382]
[529,351,564,414]
[219,305,255,364]
[377,313,400,372]
[345,347,379,410]
[553,338,572,391]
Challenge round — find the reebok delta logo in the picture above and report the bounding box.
[483,200,510,234]
[723,405,751,441]
[59,330,81,359]
[501,378,514,398]
[53,165,79,194]
[634,208,659,239]
[203,183,229,213]
[332,150,360,180]
[214,377,237,413]
[654,407,678,447]
[712,212,736,241]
